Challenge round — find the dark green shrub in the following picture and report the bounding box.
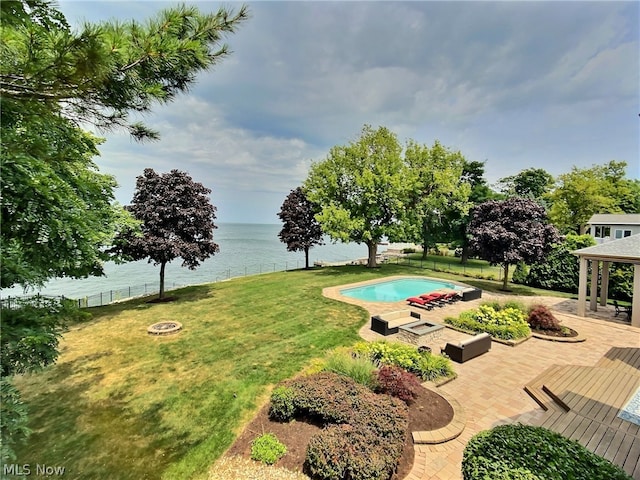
[375,365,421,404]
[250,433,287,465]
[462,424,632,480]
[527,305,561,331]
[269,386,296,421]
[512,261,528,285]
[525,234,594,293]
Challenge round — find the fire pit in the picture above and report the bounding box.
[147,321,183,336]
[398,320,444,345]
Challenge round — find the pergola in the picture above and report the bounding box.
[573,234,640,327]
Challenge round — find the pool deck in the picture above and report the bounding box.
[323,277,640,479]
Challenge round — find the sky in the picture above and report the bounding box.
[59,1,639,224]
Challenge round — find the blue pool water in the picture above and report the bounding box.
[340,278,461,302]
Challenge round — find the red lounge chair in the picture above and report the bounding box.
[406,297,434,310]
[419,292,446,306]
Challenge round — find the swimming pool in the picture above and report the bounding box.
[340,278,462,302]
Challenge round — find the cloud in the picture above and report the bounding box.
[58,0,639,221]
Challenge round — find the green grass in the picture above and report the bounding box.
[9,266,395,479]
[11,264,568,479]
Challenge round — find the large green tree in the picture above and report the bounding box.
[445,160,500,263]
[403,140,471,258]
[1,0,248,290]
[498,168,554,201]
[547,161,638,234]
[304,125,408,268]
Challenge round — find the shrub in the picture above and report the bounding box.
[352,341,454,381]
[269,372,408,480]
[445,305,531,340]
[269,386,296,422]
[375,365,421,404]
[321,349,378,389]
[250,433,287,465]
[527,305,561,331]
[462,424,632,480]
[512,261,529,285]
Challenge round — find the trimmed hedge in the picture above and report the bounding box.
[445,304,531,340]
[352,340,454,381]
[269,372,408,480]
[462,424,632,480]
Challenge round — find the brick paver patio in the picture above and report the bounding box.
[323,276,640,479]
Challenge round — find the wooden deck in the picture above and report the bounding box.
[524,347,640,478]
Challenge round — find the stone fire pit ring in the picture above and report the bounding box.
[147,321,183,336]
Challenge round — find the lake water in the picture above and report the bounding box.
[1,223,376,300]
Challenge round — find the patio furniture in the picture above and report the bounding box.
[371,310,421,336]
[407,297,435,310]
[441,332,492,363]
[460,287,482,301]
[613,300,632,320]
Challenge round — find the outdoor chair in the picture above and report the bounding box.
[613,300,632,320]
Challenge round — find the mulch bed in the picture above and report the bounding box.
[225,385,454,479]
[531,326,579,338]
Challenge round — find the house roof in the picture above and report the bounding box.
[587,213,640,225]
[573,233,640,264]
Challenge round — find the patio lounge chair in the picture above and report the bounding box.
[407,297,435,310]
[613,301,632,320]
[419,292,447,307]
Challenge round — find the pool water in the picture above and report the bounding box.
[340,278,461,302]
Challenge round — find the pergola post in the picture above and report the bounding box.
[590,259,599,311]
[577,256,588,317]
[600,261,610,307]
[632,264,640,328]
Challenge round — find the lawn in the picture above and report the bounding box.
[11,264,566,479]
[10,266,398,479]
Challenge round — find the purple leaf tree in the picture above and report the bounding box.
[467,197,561,290]
[278,187,324,269]
[112,168,219,299]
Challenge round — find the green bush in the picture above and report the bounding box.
[512,261,529,285]
[352,341,454,381]
[250,433,287,465]
[525,234,595,293]
[269,386,296,422]
[321,349,378,389]
[462,424,632,480]
[270,372,408,480]
[445,305,531,340]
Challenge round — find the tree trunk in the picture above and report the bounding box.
[159,261,166,299]
[421,219,429,260]
[579,224,586,235]
[304,247,310,269]
[502,263,509,291]
[367,241,378,268]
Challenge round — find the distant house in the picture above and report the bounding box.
[586,214,640,244]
